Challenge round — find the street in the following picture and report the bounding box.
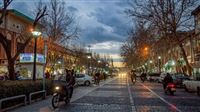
[9,73,200,112]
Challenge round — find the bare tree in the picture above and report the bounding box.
[121,21,156,69]
[0,0,47,80]
[126,0,198,75]
[42,0,78,44]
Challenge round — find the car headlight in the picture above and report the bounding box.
[55,86,60,90]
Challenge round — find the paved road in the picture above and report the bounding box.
[10,74,200,112]
[133,80,200,112]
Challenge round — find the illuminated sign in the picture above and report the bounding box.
[20,53,45,63]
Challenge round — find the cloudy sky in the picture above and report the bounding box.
[10,0,133,62]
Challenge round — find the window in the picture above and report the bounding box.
[75,74,85,78]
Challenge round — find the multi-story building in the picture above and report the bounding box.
[0,9,36,74]
[192,5,200,79]
[0,9,78,78]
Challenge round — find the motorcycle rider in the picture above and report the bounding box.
[130,70,136,83]
[163,73,173,92]
[140,72,147,82]
[66,69,76,99]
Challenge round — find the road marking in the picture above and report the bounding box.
[127,78,136,112]
[139,82,182,112]
[71,77,117,102]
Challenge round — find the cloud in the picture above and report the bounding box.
[10,0,132,61]
[89,41,123,55]
[65,0,132,44]
[67,6,78,13]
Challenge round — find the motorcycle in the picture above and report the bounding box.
[52,83,70,108]
[165,83,176,95]
[140,76,146,82]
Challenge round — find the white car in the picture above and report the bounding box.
[147,73,160,82]
[183,80,200,96]
[75,74,93,86]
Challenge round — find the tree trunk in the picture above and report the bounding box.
[8,59,15,80]
[179,43,192,76]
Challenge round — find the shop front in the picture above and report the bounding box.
[17,53,45,79]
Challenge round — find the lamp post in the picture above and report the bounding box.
[42,36,48,90]
[158,56,161,73]
[87,56,91,75]
[149,60,153,73]
[32,31,41,81]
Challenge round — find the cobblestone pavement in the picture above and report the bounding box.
[10,73,200,112]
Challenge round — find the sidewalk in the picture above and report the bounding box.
[9,77,117,112]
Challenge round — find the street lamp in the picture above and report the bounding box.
[32,30,41,81]
[149,60,153,73]
[158,56,161,73]
[87,56,91,59]
[87,55,91,75]
[144,47,148,51]
[172,60,175,66]
[42,36,48,91]
[58,61,61,64]
[98,60,101,63]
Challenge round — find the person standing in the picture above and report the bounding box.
[95,72,100,85]
[45,71,50,79]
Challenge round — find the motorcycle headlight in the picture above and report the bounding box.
[55,86,60,90]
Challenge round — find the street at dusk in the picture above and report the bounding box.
[1,0,200,112]
[8,73,200,112]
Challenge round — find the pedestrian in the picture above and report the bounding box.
[95,72,100,85]
[103,72,106,81]
[45,71,50,79]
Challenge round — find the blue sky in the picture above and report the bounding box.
[9,0,133,62]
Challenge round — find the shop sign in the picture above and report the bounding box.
[20,53,45,63]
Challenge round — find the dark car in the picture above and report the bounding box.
[172,73,190,87]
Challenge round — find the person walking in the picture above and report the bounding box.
[95,72,100,85]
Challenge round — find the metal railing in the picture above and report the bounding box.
[29,90,46,104]
[0,95,26,110]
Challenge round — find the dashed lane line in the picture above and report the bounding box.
[127,78,136,112]
[139,82,182,112]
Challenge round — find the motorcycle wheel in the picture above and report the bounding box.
[170,91,174,96]
[52,94,60,108]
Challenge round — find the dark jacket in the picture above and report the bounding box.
[163,74,173,84]
[67,75,75,87]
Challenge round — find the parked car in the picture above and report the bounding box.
[75,74,93,86]
[183,80,200,96]
[172,73,190,87]
[147,73,160,82]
